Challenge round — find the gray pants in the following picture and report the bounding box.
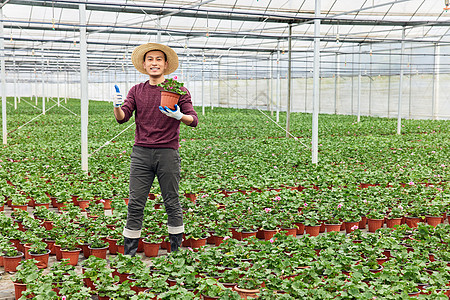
[122,146,184,239]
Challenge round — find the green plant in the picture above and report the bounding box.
[88,235,108,249]
[13,259,42,283]
[1,243,22,257]
[236,276,262,290]
[388,207,404,219]
[157,77,187,95]
[157,285,195,300]
[198,278,240,298]
[98,279,135,299]
[143,234,163,244]
[29,240,49,255]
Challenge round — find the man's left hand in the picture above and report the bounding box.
[159,104,184,120]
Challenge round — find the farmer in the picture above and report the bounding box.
[113,43,198,256]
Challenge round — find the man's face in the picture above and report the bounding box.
[142,50,168,77]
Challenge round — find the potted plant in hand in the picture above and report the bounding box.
[157,76,187,109]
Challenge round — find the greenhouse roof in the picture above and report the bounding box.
[2,0,450,73]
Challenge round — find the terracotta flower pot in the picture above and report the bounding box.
[29,249,51,269]
[11,204,28,211]
[34,202,50,209]
[293,222,305,235]
[359,216,367,230]
[406,217,421,228]
[23,243,32,259]
[230,228,242,241]
[54,244,62,261]
[325,223,342,233]
[233,286,260,299]
[106,237,119,255]
[161,91,180,110]
[214,236,225,246]
[112,269,131,283]
[367,218,384,232]
[241,231,258,239]
[102,199,112,210]
[280,228,297,237]
[202,295,219,300]
[3,252,24,272]
[14,282,27,300]
[344,221,360,234]
[88,246,108,259]
[262,229,278,241]
[61,248,81,266]
[43,220,54,231]
[304,225,320,237]
[386,218,402,228]
[117,244,124,254]
[426,216,442,227]
[143,241,161,257]
[77,200,90,211]
[190,237,207,249]
[137,237,144,253]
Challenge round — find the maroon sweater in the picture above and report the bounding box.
[117,80,198,150]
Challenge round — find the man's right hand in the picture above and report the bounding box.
[113,93,123,107]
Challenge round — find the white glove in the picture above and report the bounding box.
[159,104,184,120]
[113,93,123,107]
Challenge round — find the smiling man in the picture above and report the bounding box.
[113,43,198,256]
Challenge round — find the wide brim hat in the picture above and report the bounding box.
[131,43,178,75]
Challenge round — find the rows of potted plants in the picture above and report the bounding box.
[0,99,448,299]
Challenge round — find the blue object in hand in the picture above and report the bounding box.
[114,85,120,93]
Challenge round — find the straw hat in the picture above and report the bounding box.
[131,43,178,75]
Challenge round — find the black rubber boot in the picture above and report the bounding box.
[124,237,140,257]
[169,233,183,252]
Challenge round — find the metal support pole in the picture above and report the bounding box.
[255,59,258,109]
[369,45,372,116]
[41,47,46,115]
[13,53,17,109]
[201,54,205,115]
[286,24,292,137]
[79,3,89,171]
[305,55,308,112]
[35,64,38,105]
[433,43,440,120]
[125,49,129,95]
[217,58,220,107]
[334,52,339,114]
[46,60,50,102]
[388,48,391,118]
[1,7,6,145]
[57,61,60,106]
[65,71,68,103]
[276,41,280,123]
[210,61,214,110]
[397,28,405,135]
[312,0,321,164]
[270,52,273,115]
[357,44,361,122]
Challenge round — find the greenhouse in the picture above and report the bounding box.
[0,0,449,299]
